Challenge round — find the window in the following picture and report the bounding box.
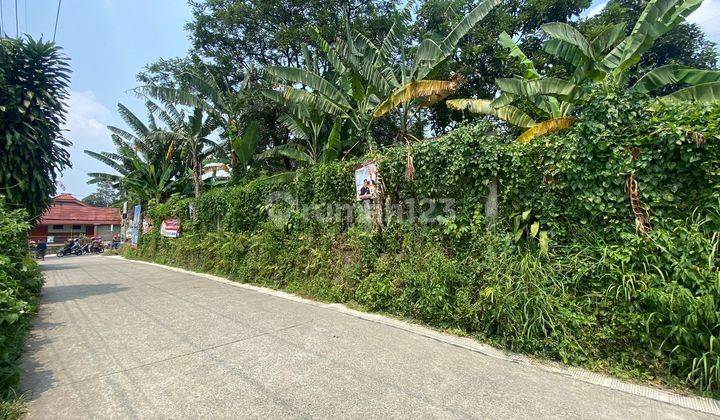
[52,225,64,230]
[72,225,82,230]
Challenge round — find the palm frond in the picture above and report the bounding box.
[541,23,595,61]
[495,77,578,99]
[265,66,351,109]
[446,99,536,128]
[591,22,626,55]
[321,118,343,163]
[373,79,460,117]
[516,117,575,143]
[498,32,540,80]
[633,65,720,94]
[117,103,149,136]
[440,0,501,54]
[657,81,720,104]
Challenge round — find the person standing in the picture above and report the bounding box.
[37,239,47,261]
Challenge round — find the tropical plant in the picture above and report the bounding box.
[263,32,377,154]
[0,37,71,220]
[85,103,186,203]
[82,180,119,207]
[368,0,501,135]
[0,197,42,412]
[448,0,720,142]
[146,103,219,200]
[262,43,346,166]
[266,0,500,180]
[134,68,255,176]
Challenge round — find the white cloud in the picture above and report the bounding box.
[688,0,720,45]
[58,90,113,197]
[63,90,111,147]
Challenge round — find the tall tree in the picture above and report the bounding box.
[82,180,120,207]
[0,37,71,220]
[414,0,592,134]
[579,0,718,72]
[147,105,218,200]
[85,103,187,203]
[186,0,396,85]
[448,0,720,142]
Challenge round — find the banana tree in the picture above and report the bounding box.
[449,0,720,143]
[146,106,219,200]
[85,103,186,204]
[134,68,255,174]
[265,0,500,179]
[264,34,377,154]
[368,0,501,131]
[362,0,500,180]
[262,43,345,165]
[447,31,578,142]
[87,145,183,204]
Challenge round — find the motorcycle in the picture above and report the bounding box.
[56,240,83,257]
[83,240,104,254]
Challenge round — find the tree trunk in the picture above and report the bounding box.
[485,175,498,222]
[192,155,202,200]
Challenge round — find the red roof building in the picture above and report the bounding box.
[30,194,122,244]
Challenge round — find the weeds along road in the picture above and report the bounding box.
[21,255,718,419]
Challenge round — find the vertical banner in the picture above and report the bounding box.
[131,204,141,248]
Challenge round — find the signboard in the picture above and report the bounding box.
[355,162,379,201]
[130,204,141,248]
[160,218,181,238]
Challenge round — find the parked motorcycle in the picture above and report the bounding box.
[56,240,83,257]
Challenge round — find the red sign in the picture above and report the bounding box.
[160,218,181,238]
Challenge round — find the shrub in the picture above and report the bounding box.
[0,197,43,410]
[128,95,720,396]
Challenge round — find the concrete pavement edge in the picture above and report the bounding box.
[107,255,720,417]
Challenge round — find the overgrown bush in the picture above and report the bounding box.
[126,96,720,396]
[0,197,43,416]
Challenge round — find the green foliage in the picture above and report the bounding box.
[85,102,190,203]
[82,180,120,207]
[0,37,71,219]
[126,92,720,396]
[455,0,718,143]
[0,197,43,406]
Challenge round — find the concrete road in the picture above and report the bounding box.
[21,255,718,419]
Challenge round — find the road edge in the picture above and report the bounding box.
[109,255,720,417]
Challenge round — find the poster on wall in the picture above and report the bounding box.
[355,162,379,201]
[160,218,181,238]
[130,204,141,248]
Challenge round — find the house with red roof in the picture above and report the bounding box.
[29,194,122,244]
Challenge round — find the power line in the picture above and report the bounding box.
[52,0,61,42]
[14,0,17,37]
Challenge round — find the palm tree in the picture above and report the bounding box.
[86,144,183,203]
[134,68,256,176]
[146,104,218,200]
[448,0,720,142]
[84,102,185,203]
[262,43,346,166]
[266,0,501,180]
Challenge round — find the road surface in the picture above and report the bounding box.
[21,255,718,419]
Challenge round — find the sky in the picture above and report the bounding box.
[1,0,192,198]
[2,0,719,199]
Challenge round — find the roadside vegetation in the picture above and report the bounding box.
[82,0,720,397]
[0,199,43,419]
[0,36,69,418]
